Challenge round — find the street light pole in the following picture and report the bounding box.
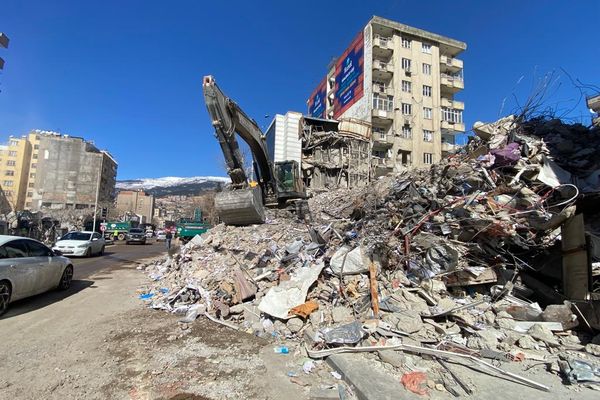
[92,163,102,233]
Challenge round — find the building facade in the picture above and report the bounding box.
[116,190,155,223]
[0,131,117,211]
[265,111,303,164]
[307,16,466,176]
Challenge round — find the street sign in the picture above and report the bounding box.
[100,225,106,232]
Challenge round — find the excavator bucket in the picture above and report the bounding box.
[215,187,266,225]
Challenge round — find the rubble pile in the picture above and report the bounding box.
[141,115,600,393]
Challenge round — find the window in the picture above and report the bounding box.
[373,94,393,111]
[442,108,463,124]
[2,240,29,258]
[423,107,433,119]
[422,43,432,54]
[422,63,431,75]
[8,151,17,157]
[30,173,36,179]
[28,183,34,188]
[31,163,37,169]
[401,126,412,139]
[9,140,19,146]
[6,160,15,166]
[373,127,386,140]
[4,190,12,197]
[93,233,102,240]
[32,154,38,159]
[401,80,412,93]
[401,58,411,71]
[34,144,39,150]
[27,191,33,198]
[25,202,32,208]
[398,150,412,166]
[401,37,411,48]
[402,103,412,115]
[423,85,432,97]
[373,80,388,92]
[423,153,434,164]
[3,180,13,187]
[5,170,14,176]
[423,130,434,142]
[25,240,53,257]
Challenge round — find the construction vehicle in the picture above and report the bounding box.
[202,75,306,225]
[101,221,133,241]
[176,208,210,243]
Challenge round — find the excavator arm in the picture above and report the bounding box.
[202,75,275,195]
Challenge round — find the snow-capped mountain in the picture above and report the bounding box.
[116,176,230,197]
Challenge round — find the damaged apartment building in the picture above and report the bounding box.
[266,112,371,190]
[307,16,467,176]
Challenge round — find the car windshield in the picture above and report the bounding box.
[61,232,92,241]
[129,229,143,233]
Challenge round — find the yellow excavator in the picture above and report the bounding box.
[202,76,306,225]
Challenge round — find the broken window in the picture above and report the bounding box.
[398,150,412,166]
[423,130,434,142]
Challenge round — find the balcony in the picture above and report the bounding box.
[440,55,463,73]
[372,82,394,96]
[373,59,394,74]
[373,157,394,177]
[440,73,464,94]
[441,98,464,110]
[441,120,465,132]
[372,130,394,148]
[372,108,393,121]
[442,141,461,153]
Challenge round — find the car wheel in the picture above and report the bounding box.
[100,246,105,256]
[58,265,73,290]
[0,281,11,317]
[85,248,92,257]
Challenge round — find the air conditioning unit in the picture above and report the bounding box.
[404,70,412,76]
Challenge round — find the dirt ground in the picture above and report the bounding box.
[0,257,336,400]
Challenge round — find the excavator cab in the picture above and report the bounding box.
[274,160,304,202]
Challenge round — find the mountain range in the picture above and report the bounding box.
[116,176,230,197]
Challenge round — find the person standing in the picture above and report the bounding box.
[165,230,172,250]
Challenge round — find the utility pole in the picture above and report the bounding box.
[91,160,102,233]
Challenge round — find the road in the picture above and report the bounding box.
[72,240,168,280]
[0,239,307,400]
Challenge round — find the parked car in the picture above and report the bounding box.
[156,230,167,242]
[126,228,146,245]
[52,231,106,257]
[0,235,74,316]
[145,230,154,238]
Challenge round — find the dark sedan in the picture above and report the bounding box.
[125,228,147,245]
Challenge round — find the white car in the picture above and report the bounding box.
[156,230,167,241]
[52,231,106,257]
[0,235,73,316]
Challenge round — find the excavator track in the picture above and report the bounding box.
[215,187,265,225]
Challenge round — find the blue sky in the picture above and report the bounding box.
[0,0,598,180]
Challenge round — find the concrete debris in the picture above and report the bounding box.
[139,115,600,395]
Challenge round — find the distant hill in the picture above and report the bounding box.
[116,176,229,197]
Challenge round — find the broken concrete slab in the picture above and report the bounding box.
[327,353,420,400]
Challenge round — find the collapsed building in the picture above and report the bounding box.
[140,114,600,397]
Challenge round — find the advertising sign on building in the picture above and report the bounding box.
[333,31,364,119]
[307,78,326,119]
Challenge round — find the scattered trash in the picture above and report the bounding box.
[274,346,289,354]
[401,371,428,395]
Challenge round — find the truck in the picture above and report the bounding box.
[202,75,306,226]
[101,221,134,241]
[175,208,210,243]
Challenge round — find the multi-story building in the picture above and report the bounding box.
[0,130,118,211]
[116,190,155,223]
[307,16,466,176]
[265,111,302,164]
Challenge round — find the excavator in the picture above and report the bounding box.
[202,75,306,225]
